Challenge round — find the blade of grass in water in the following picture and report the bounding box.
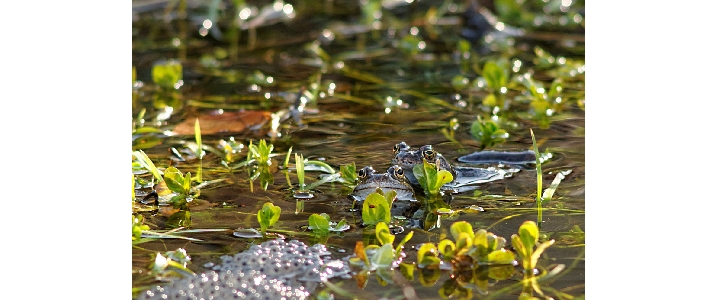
[284,146,293,168]
[530,129,543,228]
[295,153,305,190]
[194,118,203,182]
[542,170,571,202]
[133,150,163,182]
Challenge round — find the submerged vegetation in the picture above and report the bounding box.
[132,0,584,298]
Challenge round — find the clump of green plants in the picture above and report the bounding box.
[152,59,183,90]
[480,59,511,111]
[470,115,509,150]
[248,139,274,165]
[362,190,395,226]
[414,221,520,296]
[162,166,197,203]
[511,220,556,299]
[349,222,414,287]
[257,202,281,237]
[412,159,453,196]
[307,213,349,237]
[132,214,150,240]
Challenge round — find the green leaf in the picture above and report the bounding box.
[132,150,163,182]
[183,172,192,194]
[340,162,357,184]
[308,213,330,236]
[362,192,391,226]
[395,231,413,255]
[194,118,203,158]
[375,222,395,246]
[487,249,515,265]
[482,60,508,91]
[163,167,186,194]
[519,221,539,252]
[257,202,281,235]
[450,221,475,241]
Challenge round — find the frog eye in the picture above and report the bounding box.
[422,149,436,160]
[393,144,401,153]
[358,168,366,178]
[395,167,404,177]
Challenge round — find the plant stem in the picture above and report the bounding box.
[530,129,543,229]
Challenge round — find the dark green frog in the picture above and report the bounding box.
[350,165,416,201]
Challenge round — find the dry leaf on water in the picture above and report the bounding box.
[172,110,272,135]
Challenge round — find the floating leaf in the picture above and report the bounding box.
[172,111,271,135]
[308,213,330,236]
[257,202,281,235]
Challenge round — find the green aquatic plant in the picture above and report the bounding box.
[361,190,395,226]
[511,221,555,273]
[308,213,349,237]
[132,150,163,182]
[257,202,281,236]
[511,220,556,298]
[248,139,274,165]
[152,60,182,89]
[530,129,544,226]
[436,221,515,266]
[194,118,203,182]
[339,162,357,185]
[283,146,293,168]
[470,115,509,150]
[295,153,306,191]
[350,222,413,268]
[412,159,453,196]
[162,166,195,203]
[132,214,150,240]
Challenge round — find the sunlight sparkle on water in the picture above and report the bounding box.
[283,4,294,15]
[203,19,212,29]
[265,93,271,99]
[500,87,507,94]
[172,38,180,47]
[239,8,252,20]
[410,27,419,35]
[418,41,426,50]
[267,76,274,83]
[495,22,505,31]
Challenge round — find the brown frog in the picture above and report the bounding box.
[391,142,507,187]
[349,165,416,201]
[391,142,456,186]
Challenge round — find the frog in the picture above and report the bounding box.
[349,165,416,202]
[391,142,509,188]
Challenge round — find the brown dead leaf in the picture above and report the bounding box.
[172,110,271,135]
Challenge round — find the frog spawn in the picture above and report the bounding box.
[138,239,350,300]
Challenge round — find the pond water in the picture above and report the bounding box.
[132,0,584,299]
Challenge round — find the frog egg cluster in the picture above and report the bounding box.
[138,239,350,300]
